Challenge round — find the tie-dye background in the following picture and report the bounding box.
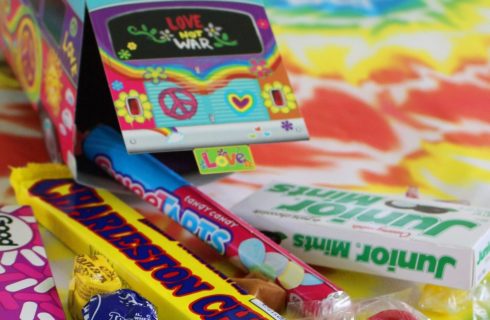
[201,0,490,210]
[1,0,490,318]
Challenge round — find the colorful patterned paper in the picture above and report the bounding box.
[0,205,64,319]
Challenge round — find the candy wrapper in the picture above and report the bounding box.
[418,284,470,314]
[354,298,428,320]
[473,274,490,320]
[287,297,427,320]
[83,125,349,314]
[68,254,123,319]
[0,205,64,319]
[10,163,284,319]
[82,289,158,320]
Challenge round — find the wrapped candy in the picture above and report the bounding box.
[418,284,470,314]
[82,289,158,320]
[287,296,427,320]
[68,255,123,320]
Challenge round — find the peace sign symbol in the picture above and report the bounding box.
[158,88,198,120]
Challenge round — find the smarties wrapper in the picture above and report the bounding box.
[82,125,348,313]
[10,163,284,320]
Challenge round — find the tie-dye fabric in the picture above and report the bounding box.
[201,0,490,210]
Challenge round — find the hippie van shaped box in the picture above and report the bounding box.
[0,0,308,177]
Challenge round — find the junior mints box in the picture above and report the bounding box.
[231,182,490,289]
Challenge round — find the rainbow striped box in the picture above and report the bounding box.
[0,205,64,319]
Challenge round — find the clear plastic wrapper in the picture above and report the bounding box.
[287,296,427,320]
[474,275,490,320]
[355,298,428,320]
[418,284,470,314]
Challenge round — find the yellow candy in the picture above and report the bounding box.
[68,289,90,320]
[418,284,470,314]
[73,254,122,298]
[278,261,304,290]
[68,255,122,320]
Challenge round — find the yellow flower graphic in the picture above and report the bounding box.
[127,42,138,51]
[143,66,167,84]
[43,49,63,116]
[114,90,153,124]
[262,81,297,114]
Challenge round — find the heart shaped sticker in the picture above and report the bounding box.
[228,93,254,113]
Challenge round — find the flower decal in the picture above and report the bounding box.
[118,49,131,60]
[143,67,167,84]
[69,17,78,37]
[203,23,237,48]
[43,49,63,116]
[281,120,294,131]
[262,81,297,114]
[127,42,138,51]
[204,23,222,38]
[250,59,271,78]
[114,90,153,124]
[111,80,124,91]
[257,18,270,30]
[159,29,174,42]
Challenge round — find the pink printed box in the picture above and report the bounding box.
[0,205,64,319]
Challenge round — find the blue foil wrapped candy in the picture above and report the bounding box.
[82,289,158,320]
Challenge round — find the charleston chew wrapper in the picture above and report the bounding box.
[10,164,284,320]
[83,125,347,307]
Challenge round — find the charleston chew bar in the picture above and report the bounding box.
[10,164,283,320]
[83,125,348,308]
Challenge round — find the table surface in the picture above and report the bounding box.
[1,1,490,319]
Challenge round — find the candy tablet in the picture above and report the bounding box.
[278,261,305,290]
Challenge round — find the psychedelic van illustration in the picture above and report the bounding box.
[0,0,308,173]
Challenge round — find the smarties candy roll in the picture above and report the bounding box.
[10,163,284,320]
[83,125,350,313]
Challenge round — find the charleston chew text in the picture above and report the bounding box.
[10,164,283,320]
